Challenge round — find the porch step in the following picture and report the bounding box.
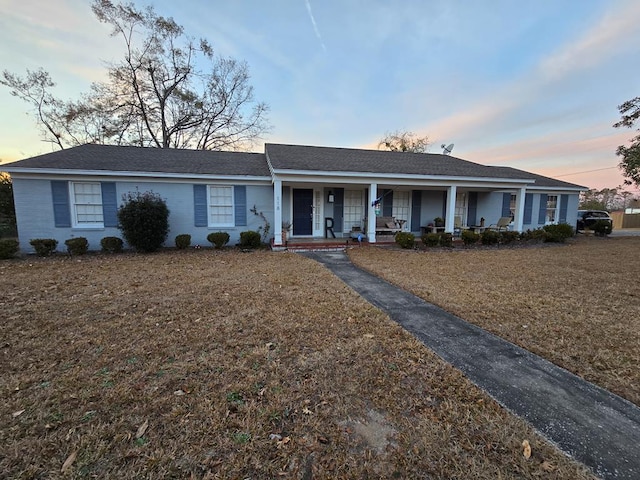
[271,238,373,252]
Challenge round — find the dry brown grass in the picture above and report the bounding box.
[349,236,640,407]
[0,250,595,479]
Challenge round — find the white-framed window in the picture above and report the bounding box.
[509,194,517,219]
[392,191,410,230]
[71,182,103,228]
[208,185,234,227]
[344,190,364,231]
[455,192,468,225]
[546,195,558,223]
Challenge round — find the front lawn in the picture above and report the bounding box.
[350,236,640,406]
[0,250,593,478]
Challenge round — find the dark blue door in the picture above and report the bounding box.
[293,189,313,235]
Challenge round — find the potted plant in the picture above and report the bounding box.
[282,220,292,244]
[434,217,444,228]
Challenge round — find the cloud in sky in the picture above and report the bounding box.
[304,0,327,52]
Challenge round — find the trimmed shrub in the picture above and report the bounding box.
[175,234,191,250]
[239,230,261,249]
[65,237,88,255]
[480,230,500,245]
[207,231,230,249]
[117,191,169,252]
[395,232,415,249]
[0,223,17,239]
[499,231,520,245]
[420,233,440,247]
[30,238,58,257]
[543,223,574,243]
[461,230,480,245]
[101,236,124,253]
[421,233,440,247]
[592,219,613,237]
[520,228,547,243]
[438,232,453,248]
[0,238,19,259]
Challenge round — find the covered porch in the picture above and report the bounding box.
[271,179,529,247]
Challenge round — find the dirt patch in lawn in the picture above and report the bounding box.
[349,236,640,407]
[1,250,594,478]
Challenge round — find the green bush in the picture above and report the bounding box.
[461,230,480,245]
[0,223,17,239]
[592,220,613,237]
[30,238,58,257]
[117,191,169,252]
[175,234,191,249]
[101,236,124,253]
[0,238,19,259]
[239,230,261,249]
[499,231,520,245]
[65,237,88,255]
[207,231,230,249]
[394,232,415,249]
[421,233,440,247]
[543,223,574,243]
[481,230,500,245]
[438,232,453,248]
[520,228,547,243]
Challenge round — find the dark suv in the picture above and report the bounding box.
[576,210,613,232]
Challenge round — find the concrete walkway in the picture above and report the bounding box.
[302,250,640,480]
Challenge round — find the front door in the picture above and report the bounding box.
[293,189,313,236]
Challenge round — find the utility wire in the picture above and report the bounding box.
[554,166,618,178]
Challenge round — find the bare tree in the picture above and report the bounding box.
[1,0,269,151]
[378,130,429,153]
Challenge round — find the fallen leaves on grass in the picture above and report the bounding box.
[61,451,77,473]
[135,419,149,439]
[522,439,532,459]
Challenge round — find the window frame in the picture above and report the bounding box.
[546,195,558,224]
[69,181,104,229]
[207,184,235,228]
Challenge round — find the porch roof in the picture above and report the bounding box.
[265,143,584,189]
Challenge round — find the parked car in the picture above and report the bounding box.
[576,210,613,232]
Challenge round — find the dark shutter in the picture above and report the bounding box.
[559,194,568,223]
[467,192,478,226]
[501,193,511,217]
[101,182,118,227]
[234,185,247,226]
[382,189,393,217]
[411,190,422,232]
[51,181,71,228]
[538,194,548,224]
[193,185,207,227]
[523,193,533,224]
[333,188,344,233]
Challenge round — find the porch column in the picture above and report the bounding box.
[513,187,526,232]
[368,183,378,243]
[273,178,283,246]
[445,185,457,233]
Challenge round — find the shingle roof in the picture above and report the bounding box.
[265,144,584,189]
[265,143,524,179]
[3,144,271,177]
[3,142,585,190]
[490,166,586,190]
